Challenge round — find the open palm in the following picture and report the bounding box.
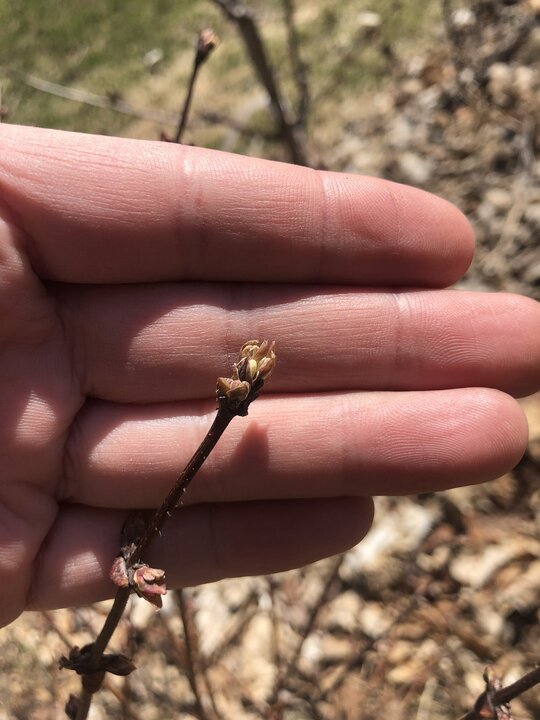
[0,124,538,628]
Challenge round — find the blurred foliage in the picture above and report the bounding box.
[0,0,438,150]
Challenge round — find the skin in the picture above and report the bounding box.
[0,123,539,629]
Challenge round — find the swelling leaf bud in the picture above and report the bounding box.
[239,340,277,382]
[132,565,167,609]
[217,341,276,413]
[196,28,219,65]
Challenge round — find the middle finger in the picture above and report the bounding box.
[54,283,540,400]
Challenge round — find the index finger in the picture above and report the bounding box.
[0,124,474,285]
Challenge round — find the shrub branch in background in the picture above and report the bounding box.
[174,28,218,144]
[212,0,309,165]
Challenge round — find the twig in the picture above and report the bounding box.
[282,0,309,128]
[174,29,218,144]
[201,591,259,668]
[212,0,309,165]
[0,84,5,122]
[43,611,144,720]
[269,554,344,706]
[458,666,540,720]
[416,676,439,720]
[267,577,282,680]
[9,69,265,141]
[60,341,276,720]
[71,589,132,720]
[7,69,178,125]
[175,589,220,720]
[157,607,219,715]
[199,109,273,139]
[317,575,433,703]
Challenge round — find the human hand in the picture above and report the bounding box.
[0,124,538,628]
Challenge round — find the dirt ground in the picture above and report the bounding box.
[1,1,539,719]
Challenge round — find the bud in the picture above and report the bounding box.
[109,556,130,588]
[196,28,219,65]
[65,694,79,720]
[132,564,167,609]
[216,376,251,407]
[102,654,137,676]
[238,340,277,383]
[217,340,276,413]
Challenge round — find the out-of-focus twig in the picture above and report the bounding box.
[317,577,432,703]
[11,69,271,142]
[201,590,259,669]
[282,0,309,128]
[8,69,177,124]
[0,84,7,122]
[212,0,309,165]
[174,589,220,720]
[458,666,540,720]
[269,554,344,707]
[174,29,218,144]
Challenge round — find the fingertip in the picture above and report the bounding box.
[335,495,375,551]
[437,197,476,283]
[493,388,530,464]
[387,181,476,287]
[466,387,529,478]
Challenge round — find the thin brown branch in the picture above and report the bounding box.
[132,406,236,561]
[10,69,264,142]
[201,591,259,668]
[174,29,218,144]
[458,666,540,720]
[269,554,344,706]
[175,589,220,720]
[73,588,131,720]
[198,109,273,139]
[8,69,177,124]
[211,0,309,165]
[317,576,434,703]
[64,341,276,720]
[282,0,309,128]
[43,611,143,720]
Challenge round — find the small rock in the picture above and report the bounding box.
[452,8,475,28]
[485,187,513,211]
[398,151,433,184]
[524,204,540,228]
[357,602,393,639]
[519,393,540,461]
[487,62,514,105]
[143,47,164,73]
[324,590,363,633]
[450,538,540,589]
[524,262,540,288]
[318,635,351,664]
[515,65,537,100]
[388,115,413,148]
[357,12,382,30]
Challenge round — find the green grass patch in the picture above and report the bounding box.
[0,0,439,149]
